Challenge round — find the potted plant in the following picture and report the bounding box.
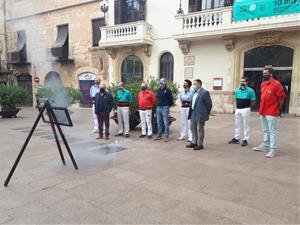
[108,79,180,132]
[0,84,29,118]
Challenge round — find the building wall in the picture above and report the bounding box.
[4,0,109,104]
[105,0,300,115]
[0,0,6,61]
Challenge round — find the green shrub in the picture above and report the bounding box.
[0,84,29,110]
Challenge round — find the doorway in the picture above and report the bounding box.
[17,73,33,106]
[244,45,294,113]
[78,72,96,108]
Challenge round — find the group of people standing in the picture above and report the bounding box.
[89,77,212,150]
[228,67,286,158]
[90,67,286,158]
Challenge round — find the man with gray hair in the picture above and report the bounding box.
[90,77,101,133]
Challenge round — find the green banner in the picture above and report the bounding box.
[233,0,300,21]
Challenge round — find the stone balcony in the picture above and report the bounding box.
[173,6,300,42]
[99,21,153,51]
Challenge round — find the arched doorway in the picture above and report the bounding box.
[44,71,63,86]
[160,52,174,82]
[121,55,143,82]
[78,72,96,108]
[17,73,33,106]
[244,45,294,113]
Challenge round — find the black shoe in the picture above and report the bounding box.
[125,134,130,138]
[241,140,248,147]
[194,145,204,151]
[186,143,197,148]
[147,135,152,139]
[139,135,146,138]
[228,138,239,144]
[115,133,123,137]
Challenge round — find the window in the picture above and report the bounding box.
[92,18,105,47]
[51,24,69,59]
[189,0,232,12]
[115,0,146,24]
[121,55,143,82]
[160,52,174,82]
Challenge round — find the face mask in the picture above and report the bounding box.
[262,75,270,81]
[240,82,246,87]
[192,86,197,91]
[159,82,165,87]
[141,87,147,91]
[100,88,105,93]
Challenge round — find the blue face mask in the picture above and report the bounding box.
[192,86,197,91]
[159,82,165,87]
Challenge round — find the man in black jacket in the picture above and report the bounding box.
[153,78,174,142]
[95,83,113,140]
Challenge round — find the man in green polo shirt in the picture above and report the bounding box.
[115,82,133,138]
[228,77,256,147]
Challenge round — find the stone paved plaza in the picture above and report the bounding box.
[0,107,299,224]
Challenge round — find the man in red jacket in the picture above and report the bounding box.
[253,67,286,158]
[138,82,157,139]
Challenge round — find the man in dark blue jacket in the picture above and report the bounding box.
[154,78,174,142]
[95,83,113,140]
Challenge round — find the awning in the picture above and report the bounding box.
[15,31,26,52]
[233,0,300,21]
[52,25,68,48]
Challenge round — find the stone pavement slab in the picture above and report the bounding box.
[0,107,299,224]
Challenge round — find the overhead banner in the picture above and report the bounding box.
[233,0,300,21]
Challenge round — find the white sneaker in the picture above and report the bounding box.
[266,151,275,158]
[91,129,98,134]
[253,144,269,152]
[177,137,185,141]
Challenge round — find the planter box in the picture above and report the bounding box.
[0,108,21,118]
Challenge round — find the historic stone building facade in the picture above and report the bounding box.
[0,0,107,107]
[99,0,300,115]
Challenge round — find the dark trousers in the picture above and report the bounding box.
[97,112,110,137]
[190,112,205,146]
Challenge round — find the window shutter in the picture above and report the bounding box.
[92,18,105,47]
[114,0,122,24]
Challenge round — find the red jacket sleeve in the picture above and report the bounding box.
[275,82,286,101]
[150,91,157,106]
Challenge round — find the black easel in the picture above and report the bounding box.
[4,101,78,187]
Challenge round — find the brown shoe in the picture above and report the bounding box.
[105,136,109,140]
[96,136,103,140]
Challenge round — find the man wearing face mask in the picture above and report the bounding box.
[186,79,212,150]
[115,82,133,138]
[138,83,157,139]
[90,77,101,133]
[253,68,286,158]
[178,79,194,142]
[153,78,173,142]
[228,77,256,147]
[95,83,113,140]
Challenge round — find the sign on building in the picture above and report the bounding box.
[233,0,300,21]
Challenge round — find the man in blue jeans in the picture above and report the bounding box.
[154,78,174,142]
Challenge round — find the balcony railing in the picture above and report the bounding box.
[174,6,300,40]
[99,21,152,48]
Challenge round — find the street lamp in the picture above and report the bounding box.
[100,0,109,26]
[177,0,184,15]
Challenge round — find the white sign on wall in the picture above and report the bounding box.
[79,72,96,81]
[184,56,195,66]
[184,67,193,79]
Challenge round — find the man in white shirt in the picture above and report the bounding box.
[90,77,101,133]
